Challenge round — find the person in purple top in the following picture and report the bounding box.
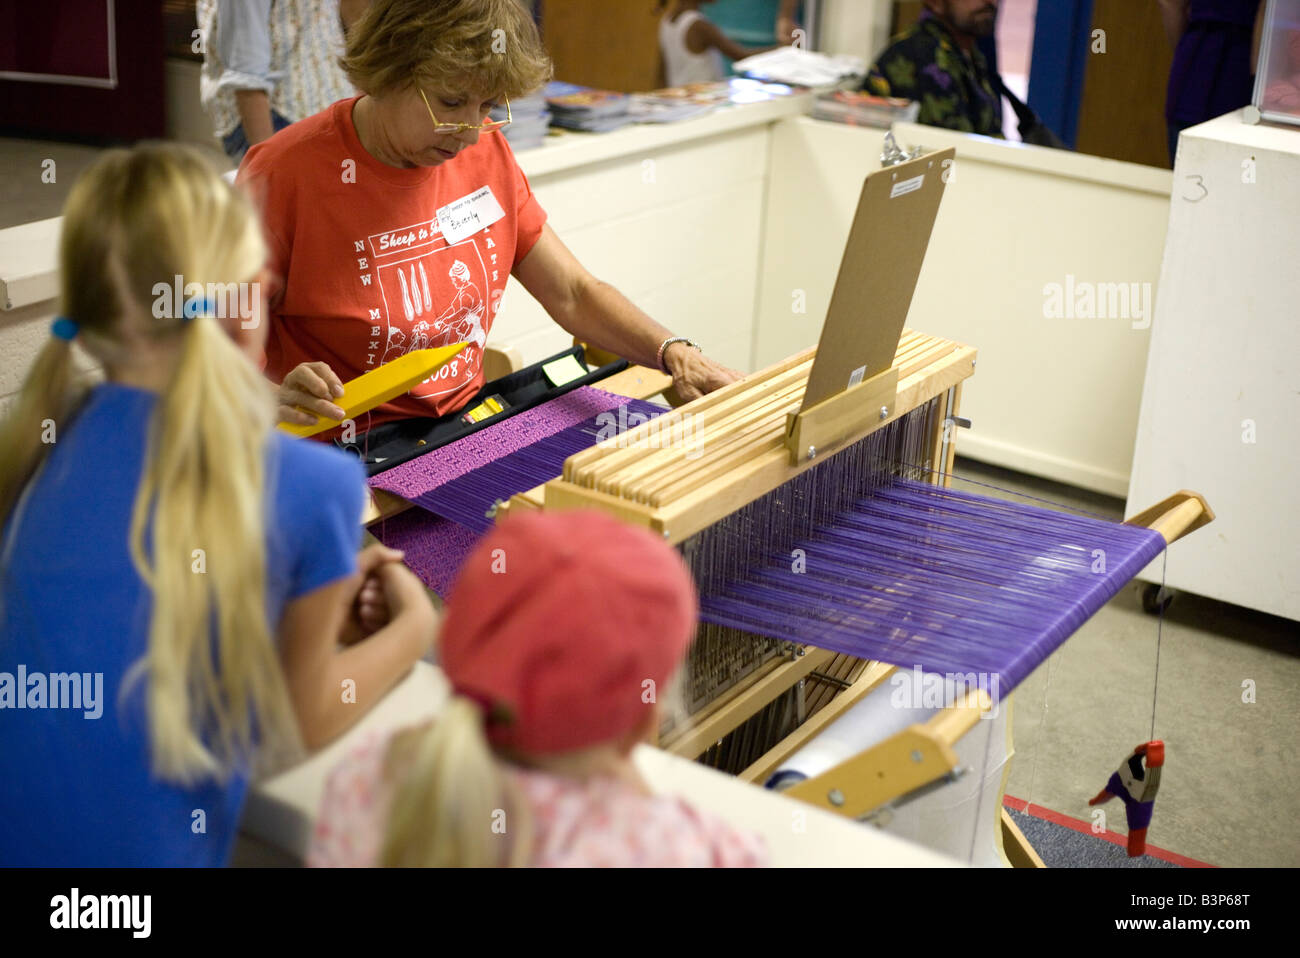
[1161,0,1265,165]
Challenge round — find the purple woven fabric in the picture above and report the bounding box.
[698,479,1168,693]
[369,508,482,598]
[368,386,667,596]
[369,387,636,501]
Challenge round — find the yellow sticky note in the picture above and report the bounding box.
[279,343,467,438]
[542,354,588,387]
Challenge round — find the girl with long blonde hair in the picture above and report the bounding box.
[309,510,767,868]
[0,143,437,866]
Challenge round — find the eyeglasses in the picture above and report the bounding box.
[419,87,512,135]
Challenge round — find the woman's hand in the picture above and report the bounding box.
[279,361,347,426]
[340,545,438,654]
[664,344,741,403]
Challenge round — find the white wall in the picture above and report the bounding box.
[755,117,1173,496]
[497,124,772,374]
[818,0,895,60]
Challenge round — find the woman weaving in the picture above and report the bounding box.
[239,0,738,437]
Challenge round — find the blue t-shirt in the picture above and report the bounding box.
[0,382,366,866]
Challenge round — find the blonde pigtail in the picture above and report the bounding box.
[128,311,299,782]
[381,698,533,867]
[0,335,83,524]
[1,142,301,784]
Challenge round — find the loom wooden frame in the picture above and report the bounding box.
[526,329,976,545]
[502,331,976,758]
[504,333,1214,867]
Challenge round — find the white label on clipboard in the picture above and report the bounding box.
[890,173,925,199]
[848,365,866,388]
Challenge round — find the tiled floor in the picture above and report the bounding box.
[0,136,230,231]
[954,457,1299,868]
[0,138,110,230]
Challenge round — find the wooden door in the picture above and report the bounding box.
[892,1,925,37]
[1073,0,1175,168]
[540,0,664,92]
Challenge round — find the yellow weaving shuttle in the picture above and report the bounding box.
[278,343,468,439]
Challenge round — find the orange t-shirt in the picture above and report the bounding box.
[238,96,548,429]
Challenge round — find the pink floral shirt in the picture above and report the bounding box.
[308,731,767,868]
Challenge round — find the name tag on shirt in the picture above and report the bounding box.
[436,186,505,245]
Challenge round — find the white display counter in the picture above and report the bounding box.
[1127,110,1300,621]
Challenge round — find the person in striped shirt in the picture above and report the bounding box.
[198,1,370,163]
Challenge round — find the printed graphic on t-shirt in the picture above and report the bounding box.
[363,211,504,400]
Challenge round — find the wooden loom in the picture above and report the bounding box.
[504,326,976,750]
[491,149,1215,860]
[502,148,982,772]
[501,328,1212,861]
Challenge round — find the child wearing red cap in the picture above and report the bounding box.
[308,509,767,867]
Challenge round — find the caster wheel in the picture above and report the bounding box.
[1141,583,1174,615]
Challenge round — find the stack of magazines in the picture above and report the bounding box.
[545,81,633,132]
[628,81,730,123]
[628,78,803,124]
[492,91,550,150]
[810,90,920,128]
[629,91,716,124]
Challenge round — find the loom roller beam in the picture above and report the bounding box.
[777,486,1213,823]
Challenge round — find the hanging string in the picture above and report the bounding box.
[1022,645,1057,834]
[968,708,997,865]
[1150,550,1168,741]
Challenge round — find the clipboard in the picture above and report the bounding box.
[798,148,955,412]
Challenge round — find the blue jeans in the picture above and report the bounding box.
[222,109,293,164]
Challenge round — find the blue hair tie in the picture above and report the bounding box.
[51,316,80,341]
[182,296,216,322]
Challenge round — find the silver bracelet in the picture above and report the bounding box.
[657,337,701,373]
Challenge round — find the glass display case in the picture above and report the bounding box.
[1254,0,1300,126]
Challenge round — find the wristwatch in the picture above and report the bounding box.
[657,337,702,374]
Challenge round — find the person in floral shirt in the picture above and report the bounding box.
[863,0,1003,138]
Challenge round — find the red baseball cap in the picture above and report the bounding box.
[438,510,698,753]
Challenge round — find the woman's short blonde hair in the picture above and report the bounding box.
[342,0,553,99]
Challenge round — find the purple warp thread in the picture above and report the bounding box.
[697,478,1167,693]
[369,509,481,597]
[368,386,667,595]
